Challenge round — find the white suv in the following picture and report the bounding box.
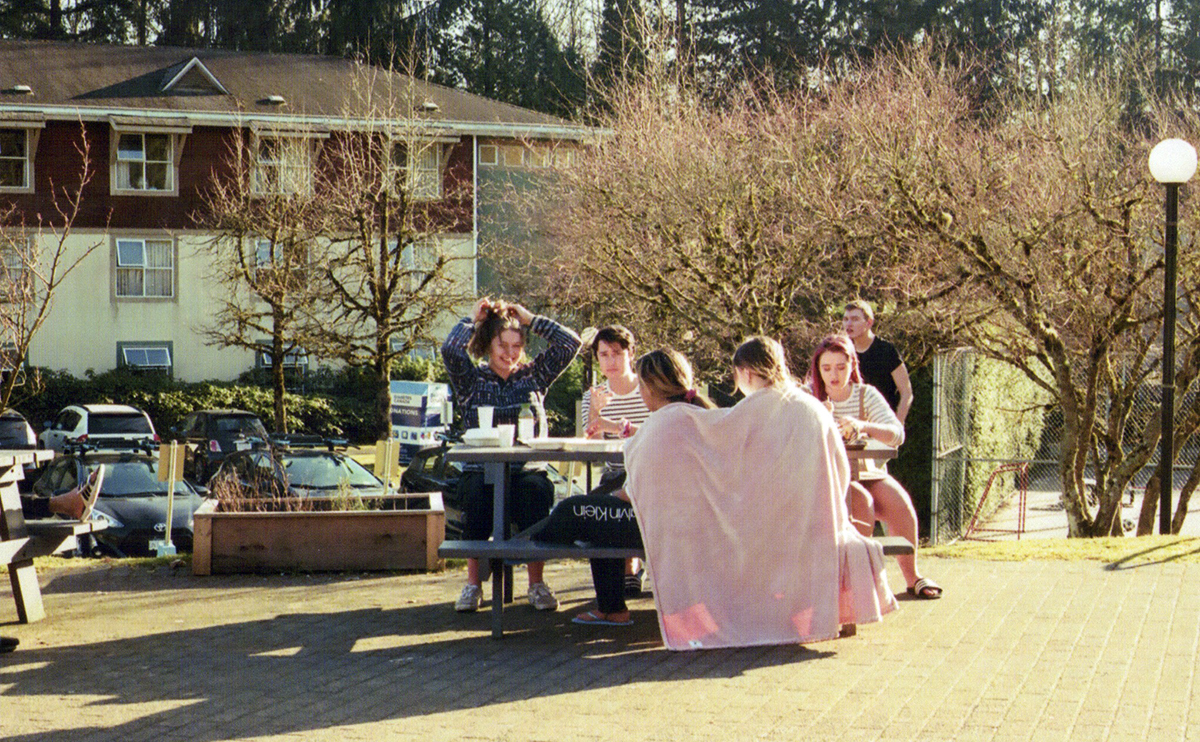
[39,404,158,453]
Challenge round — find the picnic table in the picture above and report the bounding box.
[1,449,105,623]
[439,437,910,638]
[847,440,898,481]
[440,439,624,638]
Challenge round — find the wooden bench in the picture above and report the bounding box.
[1,450,106,623]
[440,535,914,562]
[438,535,915,638]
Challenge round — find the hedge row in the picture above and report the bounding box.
[12,353,587,444]
[891,354,1049,541]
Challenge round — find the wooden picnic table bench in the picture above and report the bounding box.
[1,449,106,623]
[440,535,913,638]
[439,535,913,563]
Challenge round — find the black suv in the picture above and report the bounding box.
[173,409,270,482]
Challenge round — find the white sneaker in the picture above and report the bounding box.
[455,584,482,612]
[527,582,559,611]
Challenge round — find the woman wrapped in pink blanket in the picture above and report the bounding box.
[624,340,897,650]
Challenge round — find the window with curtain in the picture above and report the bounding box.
[0,129,28,189]
[115,239,174,298]
[392,143,442,200]
[116,133,172,191]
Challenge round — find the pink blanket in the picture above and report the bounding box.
[623,386,897,650]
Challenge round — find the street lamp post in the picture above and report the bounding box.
[1148,138,1197,535]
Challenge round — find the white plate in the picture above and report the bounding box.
[462,428,506,447]
[526,437,621,451]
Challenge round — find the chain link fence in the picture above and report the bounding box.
[930,350,1200,544]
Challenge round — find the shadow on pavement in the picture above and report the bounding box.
[1104,536,1200,570]
[0,598,835,741]
[30,563,378,595]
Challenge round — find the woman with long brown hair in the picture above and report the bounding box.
[809,334,941,600]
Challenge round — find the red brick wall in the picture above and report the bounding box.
[3,120,475,233]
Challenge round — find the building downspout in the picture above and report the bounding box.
[472,134,478,297]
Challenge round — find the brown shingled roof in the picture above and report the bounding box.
[0,39,584,136]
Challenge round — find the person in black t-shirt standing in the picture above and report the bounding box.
[843,300,913,424]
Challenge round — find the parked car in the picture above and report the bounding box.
[0,408,36,449]
[39,404,158,453]
[24,448,205,556]
[172,409,270,482]
[209,445,401,502]
[400,441,584,539]
[1,408,39,492]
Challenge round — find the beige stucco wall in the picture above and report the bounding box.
[26,230,475,381]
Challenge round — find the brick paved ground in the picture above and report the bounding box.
[3,555,1199,742]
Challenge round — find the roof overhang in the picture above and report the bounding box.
[108,114,192,134]
[0,110,45,128]
[0,104,594,141]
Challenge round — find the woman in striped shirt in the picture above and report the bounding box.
[580,325,654,594]
[810,335,942,600]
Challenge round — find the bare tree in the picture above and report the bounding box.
[304,62,473,439]
[821,48,1200,536]
[500,64,895,376]
[0,126,104,411]
[198,130,324,432]
[516,41,1200,537]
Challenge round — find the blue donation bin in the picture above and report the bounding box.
[389,380,451,462]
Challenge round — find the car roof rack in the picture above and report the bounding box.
[60,438,157,457]
[269,433,348,451]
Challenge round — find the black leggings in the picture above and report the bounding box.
[458,468,555,540]
[526,487,643,614]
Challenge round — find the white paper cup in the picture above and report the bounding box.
[477,406,494,429]
[496,424,516,447]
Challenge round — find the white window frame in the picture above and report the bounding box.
[392,142,443,201]
[478,144,498,167]
[554,147,575,169]
[389,236,437,291]
[527,145,550,169]
[119,344,173,372]
[252,237,309,278]
[0,128,30,190]
[502,145,525,168]
[0,238,30,290]
[0,123,41,193]
[256,341,308,369]
[252,134,315,196]
[108,119,189,197]
[113,132,175,193]
[114,237,175,300]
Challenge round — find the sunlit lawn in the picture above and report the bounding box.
[927,535,1200,566]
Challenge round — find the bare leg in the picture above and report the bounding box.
[847,482,875,537]
[866,476,921,587]
[527,560,544,586]
[466,557,481,586]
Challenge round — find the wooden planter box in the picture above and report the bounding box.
[192,494,445,575]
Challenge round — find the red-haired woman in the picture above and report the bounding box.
[810,335,942,600]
